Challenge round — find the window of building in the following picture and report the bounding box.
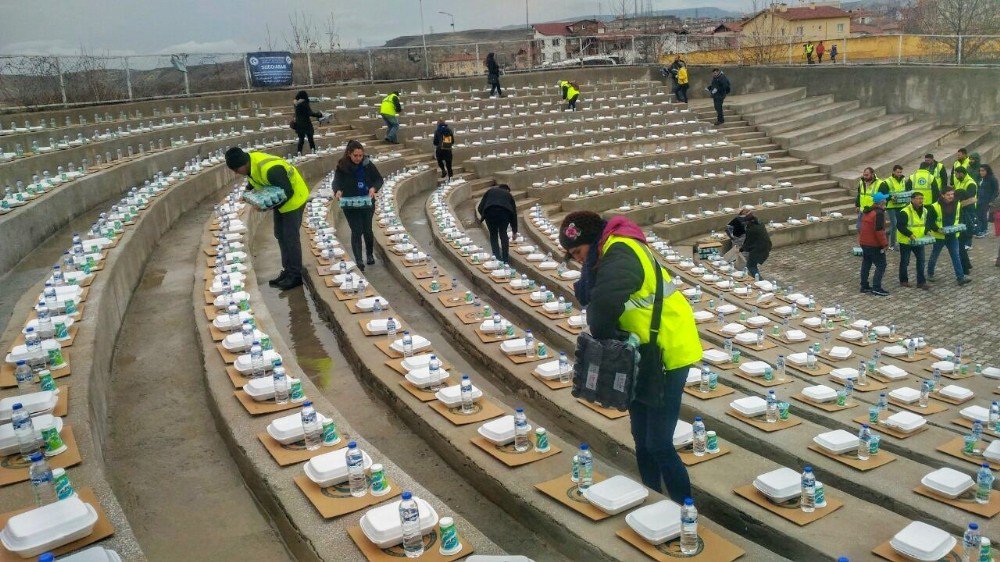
[837,23,844,32]
[796,26,803,35]
[553,52,561,62]
[552,38,561,46]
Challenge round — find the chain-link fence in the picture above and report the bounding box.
[1,33,997,109]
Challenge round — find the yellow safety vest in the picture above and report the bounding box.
[952,174,977,205]
[909,169,936,203]
[881,176,907,209]
[246,152,309,213]
[858,178,879,209]
[930,201,961,240]
[600,235,702,371]
[805,44,814,54]
[953,157,971,174]
[896,204,928,244]
[379,93,399,117]
[677,67,688,85]
[566,83,580,99]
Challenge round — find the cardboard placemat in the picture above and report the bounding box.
[208,323,229,342]
[203,304,219,321]
[531,372,573,390]
[539,308,574,322]
[731,369,794,388]
[0,487,114,562]
[577,398,629,420]
[519,294,544,308]
[887,351,930,363]
[226,365,251,388]
[399,380,445,402]
[557,321,584,336]
[217,344,239,364]
[428,398,505,426]
[347,525,473,562]
[384,358,452,377]
[913,483,1000,518]
[374,340,405,359]
[534,473,610,521]
[12,325,80,348]
[475,329,517,345]
[807,443,897,472]
[295,474,401,519]
[850,415,927,440]
[733,484,843,526]
[930,391,973,405]
[773,333,815,346]
[733,338,778,352]
[334,287,374,301]
[936,436,1000,470]
[411,268,434,279]
[828,377,886,393]
[506,351,550,365]
[234,390,301,416]
[204,289,216,305]
[679,444,731,467]
[345,299,376,314]
[872,540,960,562]
[940,369,975,381]
[837,336,875,347]
[888,397,947,415]
[684,384,736,400]
[951,417,1000,439]
[258,432,348,466]
[706,326,750,341]
[454,307,487,325]
[437,293,469,308]
[48,385,70,417]
[617,525,745,562]
[791,393,858,412]
[1,358,73,388]
[420,279,456,294]
[725,409,801,433]
[868,371,911,384]
[0,424,82,486]
[471,434,561,467]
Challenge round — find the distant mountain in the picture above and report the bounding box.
[652,7,742,19]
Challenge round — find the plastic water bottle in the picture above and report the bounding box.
[577,443,593,491]
[401,331,413,357]
[766,390,778,423]
[776,355,786,381]
[300,401,322,451]
[12,403,40,461]
[428,355,441,383]
[976,463,994,505]
[460,375,474,414]
[24,327,41,353]
[227,302,240,329]
[386,316,397,343]
[693,284,702,302]
[680,497,699,554]
[931,367,942,390]
[346,441,367,498]
[272,363,289,405]
[972,420,983,443]
[372,297,383,320]
[919,381,930,408]
[963,523,981,562]
[249,340,265,378]
[28,451,56,506]
[800,467,816,513]
[857,424,871,461]
[699,369,710,393]
[14,360,33,391]
[43,283,57,309]
[514,408,530,452]
[806,348,817,370]
[558,352,571,383]
[398,491,424,558]
[524,330,536,358]
[906,338,916,359]
[36,306,54,340]
[990,401,1000,433]
[693,417,707,457]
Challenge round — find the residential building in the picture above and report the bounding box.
[740,3,852,41]
[532,20,606,64]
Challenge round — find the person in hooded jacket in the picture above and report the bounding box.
[293,90,323,154]
[485,53,503,97]
[476,184,517,262]
[432,119,455,181]
[333,140,384,271]
[727,210,771,279]
[559,211,701,504]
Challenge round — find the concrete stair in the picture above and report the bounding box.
[760,100,861,136]
[789,113,914,161]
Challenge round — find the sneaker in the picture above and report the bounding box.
[871,288,890,296]
[957,277,972,286]
[916,283,930,290]
[899,281,913,287]
[275,276,303,291]
[268,271,288,287]
[860,287,871,294]
[440,170,447,178]
[366,256,376,265]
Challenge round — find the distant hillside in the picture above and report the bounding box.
[653,7,742,19]
[383,28,531,48]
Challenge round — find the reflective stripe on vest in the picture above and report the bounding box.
[930,201,961,240]
[896,204,928,244]
[858,178,878,209]
[599,235,702,371]
[247,152,309,213]
[379,94,398,116]
[881,176,907,208]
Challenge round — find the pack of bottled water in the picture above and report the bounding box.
[242,186,288,211]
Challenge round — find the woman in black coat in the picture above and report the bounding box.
[293,90,322,154]
[333,140,384,270]
[476,184,517,262]
[485,53,502,98]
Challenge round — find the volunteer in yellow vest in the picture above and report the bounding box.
[559,80,581,111]
[225,147,310,290]
[907,162,940,205]
[951,165,978,275]
[855,167,884,228]
[379,91,402,144]
[559,211,701,503]
[804,41,815,64]
[950,148,971,186]
[880,164,908,249]
[925,187,970,285]
[895,192,930,289]
[923,153,949,191]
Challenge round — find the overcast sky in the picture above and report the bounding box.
[0,0,753,55]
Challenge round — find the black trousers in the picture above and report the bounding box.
[483,207,513,263]
[343,206,375,264]
[629,366,692,503]
[436,148,453,177]
[860,246,887,290]
[489,76,502,96]
[273,205,304,279]
[295,126,316,153]
[713,96,725,123]
[671,83,689,103]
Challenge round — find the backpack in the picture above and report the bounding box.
[440,128,454,150]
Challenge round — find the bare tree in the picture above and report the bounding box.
[905,0,1000,62]
[738,1,785,65]
[0,56,63,107]
[63,46,127,103]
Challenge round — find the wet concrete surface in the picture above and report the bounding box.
[105,199,293,562]
[251,214,574,562]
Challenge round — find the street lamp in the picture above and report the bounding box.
[418,0,429,77]
[439,11,455,32]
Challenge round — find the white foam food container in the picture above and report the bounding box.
[787,352,808,365]
[931,360,955,373]
[390,335,431,354]
[889,387,922,404]
[360,497,439,548]
[802,385,837,403]
[365,319,392,334]
[244,377,301,401]
[542,302,563,313]
[266,411,331,445]
[58,546,123,562]
[568,315,586,327]
[830,367,860,382]
[828,346,852,359]
[873,325,891,336]
[500,338,529,355]
[0,497,99,558]
[884,411,926,432]
[0,391,58,422]
[959,405,990,423]
[746,316,770,327]
[813,430,859,454]
[6,339,61,364]
[693,310,714,322]
[222,329,265,352]
[784,330,807,342]
[0,415,63,456]
[982,366,1000,379]
[890,521,956,562]
[212,310,254,332]
[702,349,730,364]
[739,361,770,376]
[213,291,249,309]
[755,292,774,304]
[840,329,863,341]
[583,475,649,515]
[851,319,872,330]
[435,384,483,407]
[304,448,374,487]
[234,349,281,374]
[734,332,759,345]
[985,441,1000,462]
[356,297,389,312]
[405,368,450,389]
[22,315,75,335]
[534,360,570,380]
[753,467,801,501]
[560,270,580,280]
[930,348,954,360]
[730,396,767,417]
[685,368,702,386]
[674,420,693,448]
[882,345,907,357]
[877,364,908,380]
[773,305,793,316]
[939,385,972,401]
[716,304,738,315]
[478,415,533,445]
[401,354,435,371]
[921,467,974,499]
[626,500,681,545]
[902,338,926,349]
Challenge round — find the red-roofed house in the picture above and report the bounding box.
[740,3,851,41]
[532,20,606,64]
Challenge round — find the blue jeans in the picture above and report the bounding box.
[898,243,926,284]
[629,365,692,504]
[928,237,965,280]
[885,209,899,246]
[381,114,399,143]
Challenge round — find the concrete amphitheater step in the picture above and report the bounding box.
[760,100,863,136]
[743,94,836,126]
[789,113,914,161]
[815,120,951,173]
[773,106,890,148]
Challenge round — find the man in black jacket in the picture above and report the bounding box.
[476,184,517,262]
[432,119,455,181]
[708,68,731,125]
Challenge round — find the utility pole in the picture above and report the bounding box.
[419,0,429,78]
[526,0,533,69]
[439,11,455,32]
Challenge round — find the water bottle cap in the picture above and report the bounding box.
[580,443,589,450]
[15,360,25,366]
[984,463,991,468]
[404,330,410,335]
[969,523,979,530]
[837,558,849,562]
[516,407,524,413]
[804,466,813,472]
[302,401,313,407]
[462,374,470,380]
[401,491,412,500]
[684,497,694,506]
[862,423,869,428]
[348,441,357,449]
[11,403,22,411]
[29,451,43,462]
[38,554,55,562]
[25,327,34,333]
[694,416,702,422]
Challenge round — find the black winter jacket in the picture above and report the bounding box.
[333,157,384,197]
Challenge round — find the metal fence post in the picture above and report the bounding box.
[367,49,374,83]
[898,34,903,65]
[957,35,963,64]
[124,56,134,100]
[243,54,252,91]
[307,50,314,85]
[54,56,68,106]
[183,68,190,97]
[843,36,848,65]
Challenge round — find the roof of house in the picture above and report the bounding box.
[850,24,883,35]
[532,20,604,36]
[713,21,744,33]
[776,6,851,21]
